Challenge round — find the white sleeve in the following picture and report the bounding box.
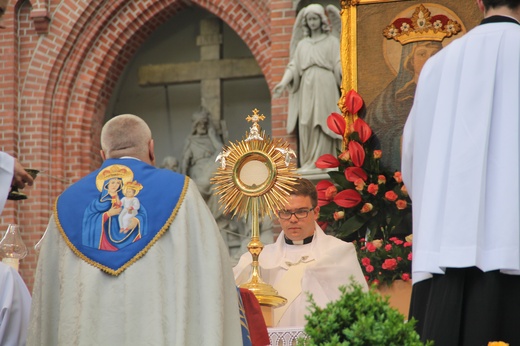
[0,262,31,346]
[0,152,15,215]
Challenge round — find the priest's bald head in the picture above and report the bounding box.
[100,114,155,166]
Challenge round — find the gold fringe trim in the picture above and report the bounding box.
[54,176,190,276]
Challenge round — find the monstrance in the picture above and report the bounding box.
[211,108,299,309]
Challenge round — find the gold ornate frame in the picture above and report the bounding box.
[339,0,482,105]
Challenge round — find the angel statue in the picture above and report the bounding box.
[272,3,342,172]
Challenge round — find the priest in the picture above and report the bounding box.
[27,114,244,345]
[234,178,367,327]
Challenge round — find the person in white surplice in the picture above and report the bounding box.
[27,114,244,346]
[0,151,34,346]
[233,178,367,328]
[402,0,520,344]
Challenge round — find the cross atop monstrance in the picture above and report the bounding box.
[211,109,300,324]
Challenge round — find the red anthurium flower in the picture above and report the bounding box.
[334,189,362,208]
[327,112,346,136]
[348,141,365,167]
[353,118,372,143]
[315,154,339,169]
[344,89,364,114]
[316,180,334,192]
[345,166,367,182]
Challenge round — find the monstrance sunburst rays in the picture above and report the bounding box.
[210,108,299,311]
[211,110,298,220]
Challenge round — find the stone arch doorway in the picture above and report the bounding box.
[9,0,273,288]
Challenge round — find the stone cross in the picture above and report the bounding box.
[138,18,263,129]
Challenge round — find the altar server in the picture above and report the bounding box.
[402,0,520,344]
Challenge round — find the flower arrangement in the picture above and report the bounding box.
[356,235,412,286]
[315,89,413,286]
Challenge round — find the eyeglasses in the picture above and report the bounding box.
[278,208,314,220]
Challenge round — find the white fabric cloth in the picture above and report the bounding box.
[27,179,243,346]
[402,21,520,283]
[0,261,31,346]
[233,225,367,327]
[0,152,14,214]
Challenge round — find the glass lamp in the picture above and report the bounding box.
[0,224,28,271]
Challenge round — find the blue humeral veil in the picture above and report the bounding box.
[55,158,187,275]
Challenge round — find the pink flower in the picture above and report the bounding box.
[361,257,371,266]
[404,241,412,248]
[354,178,365,191]
[366,242,377,252]
[372,239,383,248]
[382,259,398,271]
[401,273,411,281]
[360,203,373,213]
[367,183,379,195]
[390,237,404,245]
[396,199,408,210]
[394,171,403,183]
[408,253,413,261]
[333,211,345,221]
[385,191,398,202]
[325,185,337,200]
[365,265,374,273]
[385,244,392,251]
[338,150,350,162]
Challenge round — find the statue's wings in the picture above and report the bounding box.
[289,8,307,60]
[326,4,341,40]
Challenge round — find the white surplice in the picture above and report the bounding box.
[402,21,520,283]
[0,152,14,213]
[233,225,367,327]
[0,261,31,346]
[27,179,243,346]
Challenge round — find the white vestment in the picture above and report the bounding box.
[233,225,367,327]
[0,262,31,346]
[0,152,14,213]
[402,21,520,283]
[27,179,243,346]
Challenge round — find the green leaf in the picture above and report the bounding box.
[328,170,348,187]
[338,214,368,237]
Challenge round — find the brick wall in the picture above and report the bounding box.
[0,0,297,291]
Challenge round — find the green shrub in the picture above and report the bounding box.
[298,281,433,346]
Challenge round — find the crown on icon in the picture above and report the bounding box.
[99,165,131,181]
[123,180,143,194]
[383,4,462,45]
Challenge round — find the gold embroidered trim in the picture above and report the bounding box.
[54,176,190,276]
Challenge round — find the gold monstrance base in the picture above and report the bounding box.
[211,109,298,319]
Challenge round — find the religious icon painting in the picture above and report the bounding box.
[54,159,187,275]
